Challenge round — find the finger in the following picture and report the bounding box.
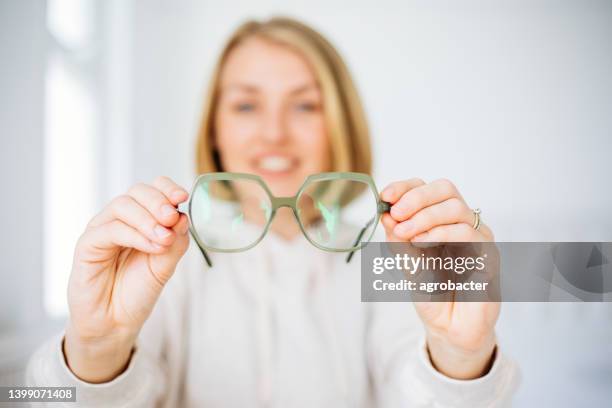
[149,214,190,280]
[381,212,397,231]
[87,195,176,246]
[380,178,426,204]
[127,183,180,227]
[478,223,494,241]
[76,220,165,262]
[409,223,484,243]
[415,222,494,243]
[151,176,189,206]
[390,178,463,222]
[394,198,472,240]
[381,213,402,242]
[171,213,190,236]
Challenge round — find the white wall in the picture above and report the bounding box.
[0,0,48,384]
[0,0,45,334]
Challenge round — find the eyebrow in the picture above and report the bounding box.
[221,82,319,95]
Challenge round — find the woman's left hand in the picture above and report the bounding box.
[380,178,498,380]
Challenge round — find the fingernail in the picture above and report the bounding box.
[172,190,187,201]
[162,204,176,217]
[382,187,394,199]
[155,224,172,239]
[393,201,409,212]
[390,205,406,220]
[395,221,415,236]
[151,242,164,250]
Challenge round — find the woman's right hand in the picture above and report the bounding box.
[64,176,191,383]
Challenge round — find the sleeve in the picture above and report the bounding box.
[366,302,520,408]
[25,244,199,408]
[25,333,164,408]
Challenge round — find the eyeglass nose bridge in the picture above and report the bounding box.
[270,196,298,209]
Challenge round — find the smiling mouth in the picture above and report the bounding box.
[252,155,299,175]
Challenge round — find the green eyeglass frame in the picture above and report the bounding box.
[179,172,391,267]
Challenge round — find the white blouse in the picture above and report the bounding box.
[27,231,519,407]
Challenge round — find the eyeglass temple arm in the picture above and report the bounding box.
[179,203,213,267]
[346,200,391,263]
[188,225,213,267]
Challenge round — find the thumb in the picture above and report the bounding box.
[149,214,190,285]
[381,213,402,242]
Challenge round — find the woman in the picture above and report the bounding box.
[28,17,518,407]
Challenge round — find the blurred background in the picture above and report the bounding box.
[1,0,611,405]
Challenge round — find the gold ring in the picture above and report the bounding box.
[472,208,482,230]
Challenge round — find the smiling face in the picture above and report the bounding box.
[214,36,332,198]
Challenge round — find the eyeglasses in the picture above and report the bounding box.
[181,172,390,267]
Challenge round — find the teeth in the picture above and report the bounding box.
[257,156,293,172]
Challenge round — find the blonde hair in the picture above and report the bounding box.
[194,17,372,177]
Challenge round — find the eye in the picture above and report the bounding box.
[234,102,256,113]
[294,102,319,112]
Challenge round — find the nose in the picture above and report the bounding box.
[260,105,288,144]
